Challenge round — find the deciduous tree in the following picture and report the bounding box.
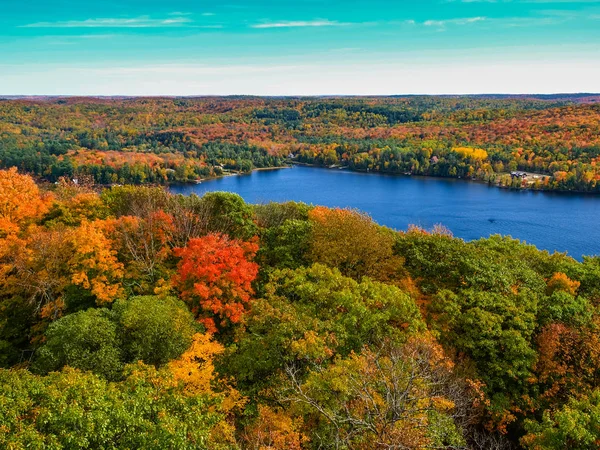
[173,233,259,333]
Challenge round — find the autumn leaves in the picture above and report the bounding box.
[174,234,259,333]
[3,168,600,449]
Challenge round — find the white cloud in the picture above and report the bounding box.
[21,16,193,28]
[251,20,346,28]
[66,34,117,39]
[79,64,303,76]
[424,17,486,27]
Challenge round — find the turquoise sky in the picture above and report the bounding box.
[1,0,599,95]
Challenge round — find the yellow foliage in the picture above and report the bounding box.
[290,330,334,361]
[453,147,488,161]
[0,219,123,320]
[169,332,246,412]
[169,332,225,395]
[308,206,404,282]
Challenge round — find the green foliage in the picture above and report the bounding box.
[257,219,312,271]
[538,290,593,327]
[1,169,600,448]
[223,263,424,393]
[113,296,197,368]
[0,296,36,368]
[42,197,110,227]
[431,289,538,395]
[33,308,123,380]
[0,366,225,450]
[34,296,198,379]
[393,230,600,428]
[253,201,312,228]
[198,192,258,240]
[101,184,170,217]
[522,390,600,450]
[395,232,547,295]
[579,256,600,300]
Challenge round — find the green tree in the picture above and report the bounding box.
[33,308,123,380]
[253,201,311,229]
[114,295,197,367]
[257,219,312,271]
[199,192,257,240]
[430,288,538,417]
[522,390,600,450]
[223,263,424,394]
[0,366,228,450]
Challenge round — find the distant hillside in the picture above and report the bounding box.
[1,96,600,191]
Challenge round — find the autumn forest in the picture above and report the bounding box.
[2,95,600,191]
[1,161,600,449]
[2,95,600,449]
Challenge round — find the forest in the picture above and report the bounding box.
[2,167,600,449]
[1,95,600,191]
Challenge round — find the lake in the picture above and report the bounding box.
[170,166,600,260]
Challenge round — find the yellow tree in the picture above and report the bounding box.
[168,332,247,447]
[241,405,308,450]
[307,206,404,282]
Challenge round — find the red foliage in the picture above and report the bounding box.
[173,233,259,333]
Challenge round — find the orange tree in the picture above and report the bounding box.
[173,233,258,333]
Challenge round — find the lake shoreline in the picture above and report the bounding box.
[285,162,600,197]
[99,162,596,198]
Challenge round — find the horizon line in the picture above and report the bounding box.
[2,92,599,99]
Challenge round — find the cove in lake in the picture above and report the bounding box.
[170,166,600,260]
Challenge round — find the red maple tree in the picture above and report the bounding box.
[173,233,259,333]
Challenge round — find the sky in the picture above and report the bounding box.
[0,0,599,95]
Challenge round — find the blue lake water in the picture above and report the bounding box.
[170,166,600,260]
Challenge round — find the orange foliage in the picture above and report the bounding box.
[106,211,175,288]
[0,167,51,236]
[535,321,600,402]
[173,233,259,333]
[242,405,308,450]
[69,220,124,304]
[0,219,123,321]
[546,272,580,296]
[67,149,206,181]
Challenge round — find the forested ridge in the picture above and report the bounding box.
[2,168,600,449]
[1,95,600,191]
